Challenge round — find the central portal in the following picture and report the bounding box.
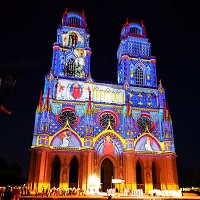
[101,158,113,192]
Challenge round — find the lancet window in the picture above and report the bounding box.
[135,66,144,85]
[65,58,76,77]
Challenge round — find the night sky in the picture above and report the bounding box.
[0,1,200,177]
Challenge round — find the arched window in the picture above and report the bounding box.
[65,58,76,77]
[152,161,161,189]
[135,66,143,85]
[69,157,79,188]
[136,161,145,191]
[68,16,81,26]
[130,27,142,35]
[50,156,61,188]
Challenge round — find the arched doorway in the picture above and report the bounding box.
[50,155,61,188]
[69,156,79,188]
[152,161,161,189]
[101,158,113,192]
[136,161,145,192]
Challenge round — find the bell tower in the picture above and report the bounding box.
[117,19,157,88]
[52,8,91,79]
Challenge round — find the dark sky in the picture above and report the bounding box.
[0,0,200,177]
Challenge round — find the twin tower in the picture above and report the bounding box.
[28,8,179,194]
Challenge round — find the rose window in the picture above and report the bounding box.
[137,116,151,131]
[99,113,116,128]
[59,110,77,126]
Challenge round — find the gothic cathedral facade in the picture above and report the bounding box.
[28,8,179,193]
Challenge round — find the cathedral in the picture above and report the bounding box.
[27,8,179,194]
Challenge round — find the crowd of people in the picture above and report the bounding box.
[0,185,183,199]
[106,188,144,197]
[0,186,21,200]
[148,189,182,197]
[40,187,85,197]
[0,186,86,199]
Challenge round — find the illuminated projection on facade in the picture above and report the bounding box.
[28,8,179,194]
[55,79,125,104]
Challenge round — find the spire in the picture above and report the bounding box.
[124,77,130,90]
[158,79,162,88]
[82,9,85,15]
[167,102,172,122]
[86,87,93,114]
[39,90,43,112]
[44,88,51,111]
[158,79,165,94]
[86,73,94,83]
[163,102,172,122]
[163,104,167,120]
